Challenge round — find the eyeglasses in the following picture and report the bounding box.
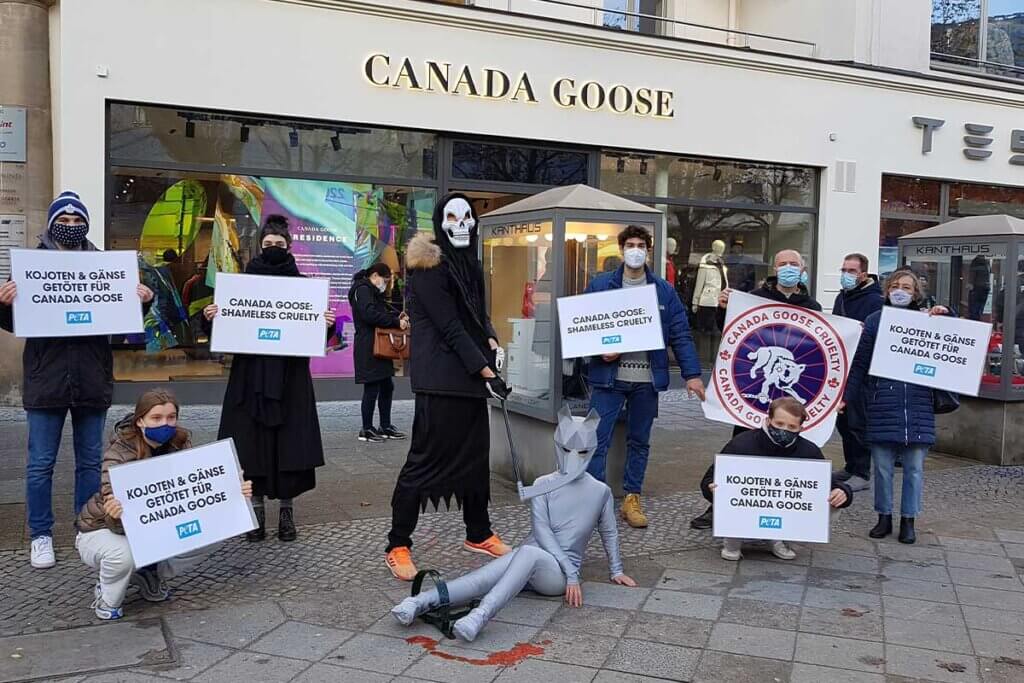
[840,268,861,275]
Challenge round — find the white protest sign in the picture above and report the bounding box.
[556,284,664,359]
[868,307,990,396]
[712,454,832,544]
[108,439,256,567]
[702,291,862,447]
[9,248,143,338]
[210,272,329,357]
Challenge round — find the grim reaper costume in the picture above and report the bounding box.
[385,193,506,553]
[391,407,625,642]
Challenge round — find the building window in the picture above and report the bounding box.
[601,0,664,36]
[451,140,589,186]
[931,0,1024,78]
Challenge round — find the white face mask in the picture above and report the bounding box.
[376,279,388,293]
[441,198,475,249]
[889,289,914,307]
[623,247,647,269]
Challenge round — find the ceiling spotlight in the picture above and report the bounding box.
[525,235,539,243]
[289,129,299,148]
[240,125,250,143]
[331,133,341,151]
[185,119,195,139]
[616,157,625,173]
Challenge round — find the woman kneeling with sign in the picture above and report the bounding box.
[701,398,853,562]
[75,389,252,620]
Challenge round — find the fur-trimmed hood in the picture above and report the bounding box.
[405,231,443,270]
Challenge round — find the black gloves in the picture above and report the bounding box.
[485,374,511,400]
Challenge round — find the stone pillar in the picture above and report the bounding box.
[0,0,53,404]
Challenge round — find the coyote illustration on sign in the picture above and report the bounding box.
[742,346,806,404]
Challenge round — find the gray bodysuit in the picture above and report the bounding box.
[392,409,624,642]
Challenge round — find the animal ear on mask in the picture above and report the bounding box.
[557,404,573,422]
[583,409,600,428]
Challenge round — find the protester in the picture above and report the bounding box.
[831,253,883,492]
[690,248,821,530]
[203,215,333,543]
[384,193,511,581]
[584,225,705,529]
[391,406,636,642]
[0,191,154,569]
[844,269,949,544]
[75,389,252,619]
[701,397,852,561]
[349,263,409,443]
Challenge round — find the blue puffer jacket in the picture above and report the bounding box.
[832,275,883,323]
[844,304,936,446]
[585,265,702,391]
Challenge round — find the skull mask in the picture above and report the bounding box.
[518,405,600,500]
[441,197,476,249]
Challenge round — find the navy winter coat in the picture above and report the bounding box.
[844,303,937,446]
[832,276,883,323]
[585,265,701,391]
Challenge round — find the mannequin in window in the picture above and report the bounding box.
[692,240,728,332]
[665,237,678,288]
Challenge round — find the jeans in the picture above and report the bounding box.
[872,444,927,517]
[26,407,107,539]
[361,378,394,430]
[587,381,659,494]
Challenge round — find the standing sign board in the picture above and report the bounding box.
[9,248,143,337]
[210,272,329,357]
[712,454,832,543]
[556,284,664,359]
[868,307,990,396]
[108,439,256,567]
[0,106,26,162]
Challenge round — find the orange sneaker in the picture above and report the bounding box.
[385,547,418,581]
[463,534,511,558]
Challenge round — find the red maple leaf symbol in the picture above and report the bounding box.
[719,350,731,361]
[828,377,840,388]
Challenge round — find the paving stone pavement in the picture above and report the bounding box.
[0,393,1022,681]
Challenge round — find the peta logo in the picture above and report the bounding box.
[257,328,282,341]
[65,311,93,324]
[176,520,202,539]
[913,363,937,377]
[758,516,783,529]
[601,335,622,345]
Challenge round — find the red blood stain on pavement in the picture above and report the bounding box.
[406,635,551,666]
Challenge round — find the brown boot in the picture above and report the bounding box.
[621,493,648,528]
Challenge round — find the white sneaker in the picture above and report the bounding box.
[771,541,797,560]
[30,536,56,569]
[91,583,123,620]
[721,538,743,561]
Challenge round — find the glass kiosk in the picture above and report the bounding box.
[478,184,664,490]
[898,214,1024,465]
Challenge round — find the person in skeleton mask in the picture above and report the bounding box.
[391,406,637,641]
[385,193,511,581]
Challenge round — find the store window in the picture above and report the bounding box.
[602,0,664,35]
[451,141,589,186]
[931,0,1024,78]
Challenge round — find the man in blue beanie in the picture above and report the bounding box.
[0,191,154,569]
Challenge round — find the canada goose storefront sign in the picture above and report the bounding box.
[702,291,863,446]
[363,54,674,118]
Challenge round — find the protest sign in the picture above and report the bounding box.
[556,284,664,359]
[107,439,256,567]
[712,454,832,543]
[9,248,143,338]
[868,307,990,396]
[702,291,862,447]
[210,272,329,357]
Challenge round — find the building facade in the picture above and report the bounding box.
[1,0,1023,402]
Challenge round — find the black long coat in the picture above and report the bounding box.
[348,272,402,384]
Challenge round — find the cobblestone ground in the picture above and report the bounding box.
[1,393,1023,682]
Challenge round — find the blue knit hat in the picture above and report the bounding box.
[47,191,90,234]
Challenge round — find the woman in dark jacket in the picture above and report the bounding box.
[384,193,511,581]
[844,269,950,544]
[203,215,334,543]
[349,262,408,442]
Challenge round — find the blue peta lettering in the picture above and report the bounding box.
[758,516,783,529]
[913,363,937,377]
[257,328,282,341]
[65,311,93,324]
[601,335,622,345]
[176,520,202,540]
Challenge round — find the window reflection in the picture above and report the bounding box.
[452,141,589,186]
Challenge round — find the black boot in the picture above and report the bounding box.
[247,506,266,542]
[869,514,892,539]
[899,517,916,544]
[690,506,714,530]
[278,507,297,542]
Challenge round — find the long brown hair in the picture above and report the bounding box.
[128,388,190,458]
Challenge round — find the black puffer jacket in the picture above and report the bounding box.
[348,270,402,384]
[0,235,147,410]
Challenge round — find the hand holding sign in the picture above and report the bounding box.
[0,280,15,306]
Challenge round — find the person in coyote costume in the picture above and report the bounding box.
[390,405,637,642]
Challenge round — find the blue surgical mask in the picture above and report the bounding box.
[777,265,802,288]
[889,289,914,308]
[143,424,177,446]
[840,272,858,290]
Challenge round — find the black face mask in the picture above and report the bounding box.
[764,424,799,448]
[261,246,289,265]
